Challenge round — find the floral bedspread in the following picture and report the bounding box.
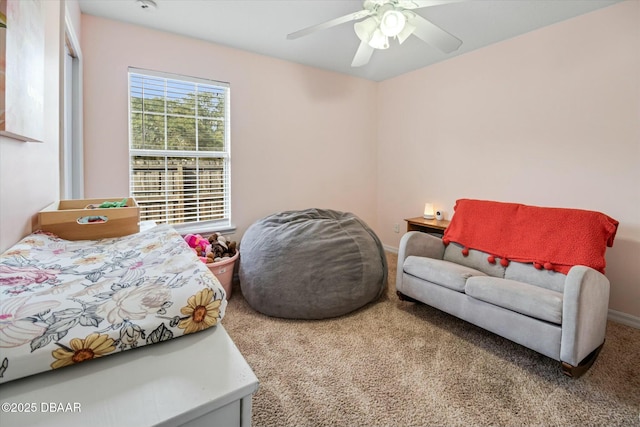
[0,224,226,384]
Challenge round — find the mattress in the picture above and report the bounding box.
[0,224,227,384]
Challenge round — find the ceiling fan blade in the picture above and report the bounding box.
[409,13,462,53]
[287,10,374,40]
[351,40,375,67]
[399,0,466,10]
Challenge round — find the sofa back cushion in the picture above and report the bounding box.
[404,255,486,292]
[443,242,506,278]
[504,261,566,293]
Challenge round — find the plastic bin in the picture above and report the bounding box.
[206,251,239,300]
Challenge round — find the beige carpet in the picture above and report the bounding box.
[223,253,640,427]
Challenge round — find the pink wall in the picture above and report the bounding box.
[0,1,64,252]
[80,3,638,318]
[377,1,639,317]
[81,15,379,238]
[0,2,634,320]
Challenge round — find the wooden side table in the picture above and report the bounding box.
[405,217,450,235]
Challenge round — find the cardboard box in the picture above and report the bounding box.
[37,197,140,240]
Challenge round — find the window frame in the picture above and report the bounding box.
[127,67,233,235]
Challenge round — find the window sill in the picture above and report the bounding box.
[174,222,237,237]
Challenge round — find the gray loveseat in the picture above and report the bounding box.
[395,199,618,378]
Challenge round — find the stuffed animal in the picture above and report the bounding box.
[206,233,237,263]
[183,234,211,261]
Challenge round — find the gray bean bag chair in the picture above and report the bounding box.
[239,209,387,319]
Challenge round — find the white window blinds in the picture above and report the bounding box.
[128,68,231,231]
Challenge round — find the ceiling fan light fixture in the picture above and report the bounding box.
[368,28,389,49]
[354,17,379,43]
[379,9,406,37]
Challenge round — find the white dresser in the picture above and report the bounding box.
[0,325,258,427]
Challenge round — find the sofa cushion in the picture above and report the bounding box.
[504,261,566,293]
[443,242,506,278]
[465,276,563,324]
[404,256,486,292]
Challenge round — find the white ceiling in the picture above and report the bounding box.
[77,0,621,82]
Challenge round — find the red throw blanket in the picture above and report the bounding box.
[442,199,619,274]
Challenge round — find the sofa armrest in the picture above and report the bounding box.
[560,265,610,366]
[396,231,445,292]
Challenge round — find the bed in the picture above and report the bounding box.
[0,224,227,384]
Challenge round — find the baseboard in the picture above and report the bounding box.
[608,309,640,329]
[383,244,398,254]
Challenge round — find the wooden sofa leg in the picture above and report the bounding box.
[396,291,422,304]
[561,341,604,378]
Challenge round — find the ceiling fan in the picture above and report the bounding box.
[287,0,464,67]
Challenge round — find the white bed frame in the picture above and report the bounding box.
[0,325,258,427]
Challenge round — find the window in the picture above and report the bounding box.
[128,68,231,233]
